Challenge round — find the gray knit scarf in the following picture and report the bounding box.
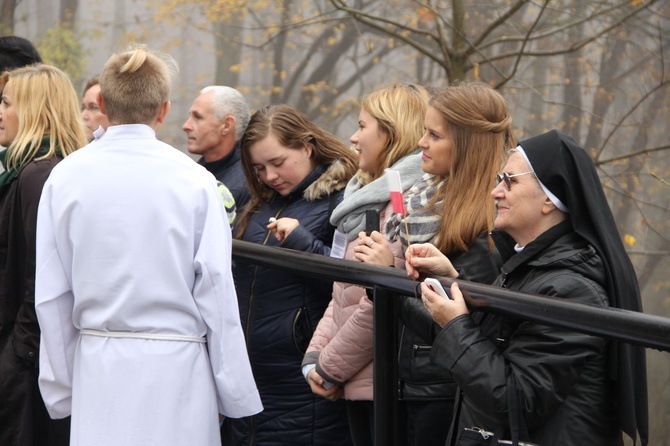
[385,173,444,251]
[330,151,424,241]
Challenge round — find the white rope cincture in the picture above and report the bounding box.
[80,329,206,344]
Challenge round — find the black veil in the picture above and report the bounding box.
[518,130,648,445]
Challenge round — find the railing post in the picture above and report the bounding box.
[373,286,399,445]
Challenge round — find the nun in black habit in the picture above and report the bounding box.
[408,129,648,445]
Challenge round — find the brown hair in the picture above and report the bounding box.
[235,104,358,236]
[430,82,515,254]
[82,75,100,96]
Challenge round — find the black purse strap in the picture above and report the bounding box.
[506,372,530,445]
[446,389,463,446]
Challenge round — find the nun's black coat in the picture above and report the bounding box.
[432,130,647,446]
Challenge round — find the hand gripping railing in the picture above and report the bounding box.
[232,240,670,444]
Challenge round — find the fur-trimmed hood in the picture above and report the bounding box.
[232,158,354,446]
[303,159,351,202]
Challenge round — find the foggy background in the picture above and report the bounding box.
[4,0,668,443]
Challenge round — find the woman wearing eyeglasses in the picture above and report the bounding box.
[80,75,110,141]
[406,130,647,445]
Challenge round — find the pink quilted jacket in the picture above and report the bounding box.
[306,203,406,400]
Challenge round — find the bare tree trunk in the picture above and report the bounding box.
[60,0,78,28]
[111,0,126,49]
[527,59,546,136]
[270,0,292,103]
[36,0,54,40]
[213,15,243,87]
[561,2,584,137]
[583,38,626,155]
[613,90,666,290]
[293,28,364,115]
[0,0,16,35]
[450,0,466,81]
[415,17,431,85]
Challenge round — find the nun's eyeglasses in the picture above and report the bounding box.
[496,171,534,191]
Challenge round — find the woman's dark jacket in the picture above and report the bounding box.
[0,156,70,446]
[398,233,499,401]
[222,162,352,446]
[432,222,621,446]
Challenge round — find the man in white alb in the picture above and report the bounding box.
[34,44,262,446]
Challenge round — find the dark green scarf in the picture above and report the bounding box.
[0,137,51,186]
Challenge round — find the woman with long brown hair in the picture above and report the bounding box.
[392,82,515,446]
[223,104,358,445]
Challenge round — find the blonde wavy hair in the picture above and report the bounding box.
[429,82,516,254]
[358,83,429,184]
[99,44,178,125]
[1,64,87,170]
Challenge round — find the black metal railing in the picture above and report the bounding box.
[232,240,670,444]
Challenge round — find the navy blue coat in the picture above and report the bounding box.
[197,141,250,209]
[222,162,353,446]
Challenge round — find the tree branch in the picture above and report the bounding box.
[495,0,550,89]
[328,0,449,70]
[469,0,528,51]
[596,79,669,160]
[476,0,657,66]
[597,145,670,166]
[477,0,653,51]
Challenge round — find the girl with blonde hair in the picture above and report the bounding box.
[0,63,86,446]
[302,83,429,444]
